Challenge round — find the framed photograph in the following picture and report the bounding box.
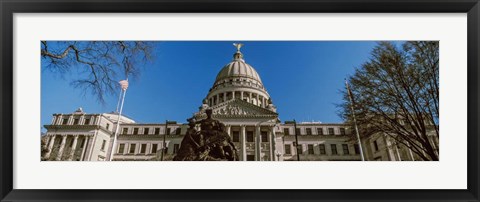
[1,0,479,201]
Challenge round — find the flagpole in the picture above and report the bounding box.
[345,79,365,161]
[115,88,123,113]
[109,79,129,161]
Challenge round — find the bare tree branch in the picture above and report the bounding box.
[339,41,439,161]
[41,41,155,104]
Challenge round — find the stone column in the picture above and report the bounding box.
[406,141,415,161]
[249,92,252,103]
[67,116,73,125]
[216,94,219,105]
[262,97,266,108]
[383,135,393,161]
[84,135,95,161]
[240,125,246,161]
[223,92,227,102]
[240,91,244,100]
[44,135,56,160]
[55,135,68,161]
[55,115,61,125]
[269,126,275,161]
[256,94,260,106]
[226,125,231,137]
[68,135,79,161]
[95,115,101,125]
[255,125,261,161]
[79,135,88,161]
[232,91,235,100]
[79,115,85,125]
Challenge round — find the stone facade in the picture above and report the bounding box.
[43,113,365,161]
[41,46,438,161]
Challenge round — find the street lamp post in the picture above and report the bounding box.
[161,120,176,161]
[285,120,300,161]
[161,120,168,161]
[275,150,281,161]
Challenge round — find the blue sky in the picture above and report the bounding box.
[41,41,379,131]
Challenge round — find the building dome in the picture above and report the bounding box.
[211,47,265,89]
[214,58,263,84]
[203,43,274,110]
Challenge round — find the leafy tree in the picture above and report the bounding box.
[41,41,155,103]
[340,41,439,161]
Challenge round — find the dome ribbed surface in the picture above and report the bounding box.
[215,59,262,84]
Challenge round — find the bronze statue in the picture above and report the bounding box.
[173,109,238,161]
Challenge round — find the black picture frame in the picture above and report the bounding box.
[1,0,479,201]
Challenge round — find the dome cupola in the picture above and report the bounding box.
[202,43,274,111]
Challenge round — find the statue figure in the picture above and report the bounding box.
[172,117,201,161]
[173,109,238,161]
[199,98,209,112]
[233,43,244,52]
[267,98,277,112]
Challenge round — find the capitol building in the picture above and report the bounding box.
[42,45,430,161]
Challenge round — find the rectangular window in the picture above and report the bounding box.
[106,123,110,130]
[331,144,338,155]
[175,128,181,135]
[84,119,90,125]
[166,128,171,135]
[261,131,268,142]
[373,139,379,151]
[317,128,323,135]
[122,128,128,134]
[283,128,290,135]
[285,144,291,155]
[151,144,158,154]
[129,144,136,154]
[62,118,69,125]
[100,140,106,151]
[140,144,147,154]
[247,155,255,161]
[295,128,301,135]
[306,128,312,135]
[298,145,303,154]
[118,144,125,153]
[133,128,139,135]
[173,144,180,154]
[308,144,314,154]
[232,131,240,142]
[154,128,160,135]
[342,144,349,155]
[340,128,346,135]
[143,128,149,135]
[73,118,79,125]
[328,128,335,135]
[246,131,254,142]
[319,144,326,154]
[354,144,360,154]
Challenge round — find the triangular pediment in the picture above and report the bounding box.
[196,99,278,119]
